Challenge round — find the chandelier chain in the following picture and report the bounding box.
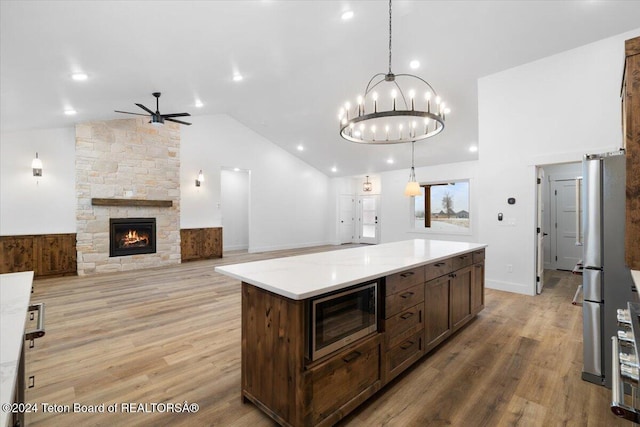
[388,0,393,74]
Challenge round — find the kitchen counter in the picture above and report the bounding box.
[632,270,640,290]
[215,239,487,300]
[0,271,33,427]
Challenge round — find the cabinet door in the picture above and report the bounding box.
[0,236,34,274]
[425,275,450,351]
[471,262,485,315]
[309,335,381,425]
[450,265,473,331]
[35,234,76,277]
[201,227,222,258]
[180,229,201,261]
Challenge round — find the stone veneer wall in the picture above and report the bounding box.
[75,118,181,275]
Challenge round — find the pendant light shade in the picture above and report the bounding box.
[404,142,421,197]
[404,180,421,197]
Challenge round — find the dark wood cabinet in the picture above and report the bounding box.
[472,261,485,315]
[180,227,222,262]
[450,265,473,331]
[0,234,76,278]
[425,275,451,351]
[624,36,640,269]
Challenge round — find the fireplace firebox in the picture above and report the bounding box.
[109,218,156,257]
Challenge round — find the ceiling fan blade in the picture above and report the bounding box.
[165,118,192,126]
[135,103,155,115]
[161,112,191,118]
[114,110,149,116]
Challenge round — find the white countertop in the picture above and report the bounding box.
[0,272,33,427]
[632,270,640,290]
[215,239,487,300]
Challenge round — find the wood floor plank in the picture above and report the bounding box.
[21,247,632,426]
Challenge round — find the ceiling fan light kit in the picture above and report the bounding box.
[115,92,192,126]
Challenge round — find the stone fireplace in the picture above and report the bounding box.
[75,118,181,275]
[109,218,156,257]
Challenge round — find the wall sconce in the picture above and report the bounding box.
[363,175,372,192]
[195,170,204,187]
[32,152,43,177]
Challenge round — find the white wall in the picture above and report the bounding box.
[221,168,250,251]
[181,114,331,252]
[478,28,639,295]
[379,161,479,244]
[0,127,76,235]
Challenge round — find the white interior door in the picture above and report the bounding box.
[553,179,582,270]
[359,195,380,245]
[536,168,545,294]
[338,195,355,244]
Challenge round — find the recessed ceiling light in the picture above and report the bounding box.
[386,158,394,164]
[331,166,338,173]
[195,99,204,108]
[71,72,88,81]
[64,109,77,115]
[341,10,354,20]
[233,73,243,82]
[234,167,240,172]
[409,60,420,69]
[297,145,304,151]
[469,145,478,152]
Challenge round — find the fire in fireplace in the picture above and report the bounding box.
[109,218,156,257]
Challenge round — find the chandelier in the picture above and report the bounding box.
[338,0,449,144]
[363,175,373,192]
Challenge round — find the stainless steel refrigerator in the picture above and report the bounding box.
[581,149,634,388]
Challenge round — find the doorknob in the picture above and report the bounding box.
[543,233,548,236]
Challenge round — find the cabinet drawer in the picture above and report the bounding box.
[386,266,425,295]
[309,335,381,425]
[425,259,452,281]
[385,284,424,318]
[452,253,473,270]
[385,331,423,382]
[472,249,485,264]
[385,304,424,349]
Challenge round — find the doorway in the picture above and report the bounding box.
[359,195,380,244]
[221,168,250,251]
[338,195,356,244]
[536,162,582,293]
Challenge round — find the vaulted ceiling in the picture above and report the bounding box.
[2,1,639,176]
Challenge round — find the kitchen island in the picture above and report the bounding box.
[216,239,487,427]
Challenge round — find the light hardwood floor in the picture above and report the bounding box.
[23,247,631,426]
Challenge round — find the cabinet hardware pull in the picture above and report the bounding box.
[400,340,415,350]
[29,375,35,389]
[342,351,362,363]
[400,291,414,299]
[400,312,414,320]
[434,262,446,267]
[459,255,468,260]
[400,272,415,278]
[25,303,46,341]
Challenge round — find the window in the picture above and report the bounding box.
[413,180,470,232]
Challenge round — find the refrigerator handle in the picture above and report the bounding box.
[575,177,583,246]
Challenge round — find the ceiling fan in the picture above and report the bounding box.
[115,92,191,126]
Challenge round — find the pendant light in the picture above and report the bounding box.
[404,142,421,197]
[338,0,449,144]
[363,175,373,192]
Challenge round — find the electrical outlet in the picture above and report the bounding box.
[507,264,513,273]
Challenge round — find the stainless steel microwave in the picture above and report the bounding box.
[306,281,378,361]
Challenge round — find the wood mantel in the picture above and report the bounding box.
[91,198,173,208]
